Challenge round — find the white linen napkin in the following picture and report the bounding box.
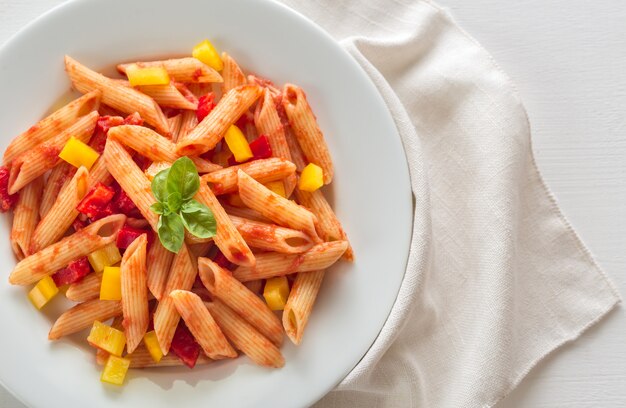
[0,1,620,407]
[272,0,621,407]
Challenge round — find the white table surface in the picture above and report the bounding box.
[1,1,624,407]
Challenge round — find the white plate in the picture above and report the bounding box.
[0,0,412,407]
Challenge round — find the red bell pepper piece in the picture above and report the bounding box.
[226,135,273,166]
[112,188,138,216]
[196,93,216,122]
[76,183,116,220]
[170,322,200,369]
[116,224,149,249]
[72,217,90,232]
[0,166,18,212]
[90,116,124,154]
[52,258,91,286]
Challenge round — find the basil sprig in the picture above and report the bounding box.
[150,157,216,253]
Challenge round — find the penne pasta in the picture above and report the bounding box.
[170,290,237,360]
[223,204,271,223]
[9,214,126,285]
[29,166,89,253]
[139,83,198,110]
[229,215,314,254]
[117,58,223,83]
[176,110,198,143]
[121,234,149,353]
[66,273,101,302]
[48,299,122,340]
[195,183,255,268]
[176,85,262,156]
[3,90,100,165]
[65,56,169,135]
[147,240,175,300]
[295,189,353,261]
[243,279,264,295]
[167,114,183,142]
[283,270,325,345]
[123,344,213,368]
[206,300,284,368]
[282,84,333,184]
[10,177,44,259]
[237,170,320,241]
[284,125,308,172]
[153,243,196,354]
[8,111,98,194]
[86,156,113,188]
[198,258,283,346]
[221,52,247,93]
[40,162,74,218]
[232,241,348,282]
[247,75,281,96]
[103,138,159,230]
[201,158,296,195]
[107,126,221,174]
[255,88,297,196]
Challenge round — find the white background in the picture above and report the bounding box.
[0,0,624,407]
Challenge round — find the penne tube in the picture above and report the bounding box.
[232,241,348,282]
[198,258,283,346]
[153,244,196,355]
[40,162,74,218]
[247,75,281,96]
[170,290,237,359]
[66,272,101,302]
[121,234,149,353]
[243,279,264,295]
[147,240,174,300]
[103,138,159,230]
[189,242,213,258]
[167,114,183,142]
[176,85,262,156]
[195,183,255,268]
[10,177,44,259]
[282,84,333,184]
[65,56,169,135]
[284,125,308,171]
[107,126,221,174]
[48,299,122,340]
[255,88,297,196]
[3,90,100,165]
[229,215,314,254]
[237,170,320,241]
[121,344,212,368]
[221,52,247,93]
[86,156,113,188]
[206,300,284,368]
[201,158,296,195]
[9,214,126,285]
[283,270,325,345]
[8,112,98,194]
[295,189,354,261]
[29,167,89,253]
[139,83,198,110]
[176,110,198,143]
[117,58,223,83]
[222,204,271,223]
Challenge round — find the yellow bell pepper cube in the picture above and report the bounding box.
[88,321,127,357]
[142,331,163,363]
[100,355,131,386]
[264,181,286,198]
[100,266,122,301]
[58,137,100,170]
[263,276,290,311]
[192,39,223,71]
[88,243,122,273]
[125,65,170,86]
[299,163,324,192]
[28,276,59,309]
[224,125,253,163]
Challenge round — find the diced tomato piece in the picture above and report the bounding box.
[52,258,91,286]
[170,322,200,369]
[91,116,124,154]
[112,188,138,216]
[249,135,272,159]
[116,224,149,249]
[76,183,116,220]
[72,216,90,232]
[213,250,234,271]
[0,166,18,212]
[123,112,144,126]
[196,93,216,122]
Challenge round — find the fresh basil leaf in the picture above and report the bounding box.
[167,192,183,213]
[151,168,170,203]
[180,201,217,239]
[150,202,166,215]
[167,157,200,201]
[157,212,185,253]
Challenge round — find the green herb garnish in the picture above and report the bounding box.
[149,157,216,253]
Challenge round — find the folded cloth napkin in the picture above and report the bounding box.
[273,0,621,407]
[0,1,620,407]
